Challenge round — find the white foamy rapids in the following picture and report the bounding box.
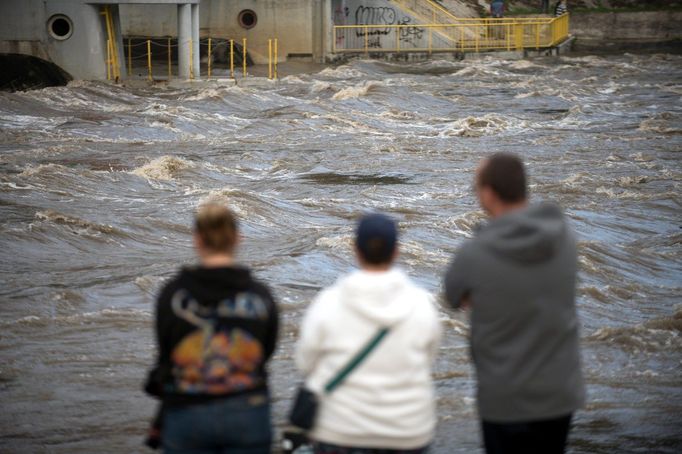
[318,64,367,79]
[130,155,195,181]
[0,308,152,328]
[618,175,649,187]
[507,60,540,70]
[440,211,486,238]
[588,308,682,353]
[281,75,306,84]
[331,81,382,101]
[399,240,450,267]
[180,86,243,101]
[34,210,127,238]
[315,234,353,253]
[311,81,334,93]
[19,163,72,178]
[198,187,250,219]
[638,112,682,134]
[440,114,527,137]
[379,109,418,120]
[0,114,69,130]
[453,61,509,78]
[134,275,166,295]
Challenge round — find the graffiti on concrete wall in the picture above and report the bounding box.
[352,5,424,46]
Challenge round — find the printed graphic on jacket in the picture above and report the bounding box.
[170,290,266,394]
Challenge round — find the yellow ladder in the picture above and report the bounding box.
[101,6,121,81]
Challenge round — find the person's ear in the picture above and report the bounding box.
[478,185,496,215]
[193,232,204,253]
[354,244,366,267]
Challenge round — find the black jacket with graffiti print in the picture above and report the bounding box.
[145,265,279,406]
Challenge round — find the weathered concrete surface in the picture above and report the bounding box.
[570,11,682,50]
[0,0,200,81]
[121,0,322,64]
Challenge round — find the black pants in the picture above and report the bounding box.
[482,413,572,454]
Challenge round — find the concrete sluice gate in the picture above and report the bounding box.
[0,0,336,87]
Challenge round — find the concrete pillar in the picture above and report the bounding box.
[322,0,333,61]
[177,3,191,79]
[312,0,322,62]
[191,3,200,78]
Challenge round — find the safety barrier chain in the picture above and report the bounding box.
[109,36,279,81]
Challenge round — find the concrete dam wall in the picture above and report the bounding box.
[571,10,682,50]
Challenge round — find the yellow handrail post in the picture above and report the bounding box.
[507,24,511,51]
[105,6,120,80]
[475,25,479,52]
[106,39,111,80]
[429,11,434,55]
[147,39,152,81]
[514,23,523,51]
[208,37,212,78]
[364,26,368,55]
[229,39,234,79]
[189,39,194,79]
[127,38,132,76]
[536,24,540,49]
[167,37,172,79]
[268,39,272,80]
[274,38,278,80]
[242,38,247,78]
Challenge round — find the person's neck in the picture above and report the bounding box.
[360,263,392,273]
[200,254,235,268]
[489,200,528,219]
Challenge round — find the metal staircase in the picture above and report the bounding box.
[389,0,471,44]
[391,0,460,25]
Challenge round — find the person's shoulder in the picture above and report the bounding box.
[304,277,345,320]
[453,237,483,264]
[243,272,279,310]
[157,271,185,302]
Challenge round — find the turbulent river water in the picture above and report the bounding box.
[0,53,680,453]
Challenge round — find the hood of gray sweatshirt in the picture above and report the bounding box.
[478,202,567,264]
[444,203,585,422]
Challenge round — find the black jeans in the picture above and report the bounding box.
[482,413,572,454]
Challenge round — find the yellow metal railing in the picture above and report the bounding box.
[333,14,569,54]
[101,6,121,81]
[118,36,280,81]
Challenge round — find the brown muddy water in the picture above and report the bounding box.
[0,53,680,453]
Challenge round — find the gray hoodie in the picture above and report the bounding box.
[444,203,585,422]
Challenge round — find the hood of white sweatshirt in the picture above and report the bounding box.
[337,268,417,327]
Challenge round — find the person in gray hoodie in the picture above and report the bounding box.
[444,153,584,454]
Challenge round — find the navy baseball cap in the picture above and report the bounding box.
[355,213,397,264]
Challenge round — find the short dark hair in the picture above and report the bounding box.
[355,213,397,265]
[478,153,527,203]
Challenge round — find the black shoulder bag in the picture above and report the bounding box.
[289,326,390,430]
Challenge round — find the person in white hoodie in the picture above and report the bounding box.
[295,212,441,454]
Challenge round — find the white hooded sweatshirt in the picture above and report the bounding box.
[295,268,441,449]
